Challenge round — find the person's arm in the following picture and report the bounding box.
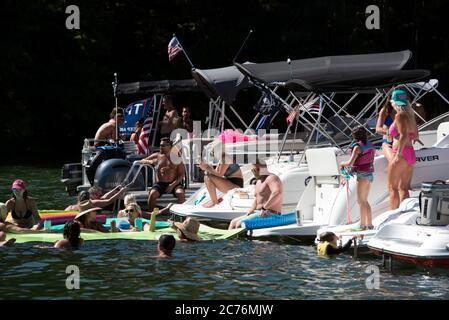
[246,197,257,215]
[101,185,121,199]
[375,108,388,135]
[340,146,361,168]
[139,153,158,166]
[199,161,222,177]
[393,114,409,163]
[326,239,353,255]
[90,187,127,208]
[29,199,41,223]
[261,176,282,213]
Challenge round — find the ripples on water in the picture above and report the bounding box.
[1,166,449,299]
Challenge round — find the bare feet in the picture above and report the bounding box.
[202,201,217,208]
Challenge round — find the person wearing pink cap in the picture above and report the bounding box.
[3,179,42,231]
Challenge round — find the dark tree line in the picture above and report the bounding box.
[1,0,448,164]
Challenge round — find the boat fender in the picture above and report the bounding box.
[241,213,296,230]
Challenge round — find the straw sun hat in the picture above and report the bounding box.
[75,207,102,220]
[173,217,201,241]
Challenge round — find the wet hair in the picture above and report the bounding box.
[319,231,337,243]
[352,126,368,144]
[160,137,173,146]
[88,186,103,198]
[78,190,89,203]
[110,107,124,119]
[63,220,81,247]
[159,234,176,254]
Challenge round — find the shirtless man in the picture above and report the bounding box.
[94,107,125,146]
[159,95,181,139]
[228,160,283,229]
[139,138,186,211]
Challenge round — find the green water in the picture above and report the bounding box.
[1,166,449,300]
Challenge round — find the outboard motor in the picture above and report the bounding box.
[61,163,83,196]
[85,145,126,184]
[94,159,145,193]
[418,180,449,226]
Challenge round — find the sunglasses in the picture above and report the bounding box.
[160,144,171,147]
[125,209,135,213]
[12,188,24,192]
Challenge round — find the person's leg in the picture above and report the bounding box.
[0,231,5,241]
[357,178,372,228]
[382,143,394,162]
[203,175,219,207]
[208,175,240,194]
[3,223,43,234]
[174,187,185,204]
[147,189,161,212]
[399,164,413,203]
[228,215,247,230]
[388,161,403,210]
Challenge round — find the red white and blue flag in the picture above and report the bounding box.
[300,102,321,115]
[168,36,183,62]
[136,98,156,154]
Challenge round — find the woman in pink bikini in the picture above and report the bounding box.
[387,89,419,210]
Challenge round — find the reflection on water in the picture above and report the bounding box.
[1,166,449,299]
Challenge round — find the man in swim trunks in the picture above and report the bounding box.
[159,95,181,139]
[139,138,186,211]
[94,107,125,146]
[228,160,283,229]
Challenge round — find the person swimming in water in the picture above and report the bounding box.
[317,232,357,256]
[54,220,84,249]
[149,234,176,258]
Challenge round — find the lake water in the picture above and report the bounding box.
[1,166,449,300]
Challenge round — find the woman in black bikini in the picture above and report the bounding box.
[4,180,42,231]
[199,152,244,208]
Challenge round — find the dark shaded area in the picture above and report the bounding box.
[1,0,449,164]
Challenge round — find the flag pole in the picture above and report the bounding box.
[173,33,195,69]
[233,29,253,63]
[112,72,119,143]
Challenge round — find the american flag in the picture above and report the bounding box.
[137,99,155,155]
[168,36,183,62]
[286,105,299,124]
[299,100,321,115]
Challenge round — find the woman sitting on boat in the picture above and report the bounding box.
[387,89,419,210]
[199,149,243,208]
[317,232,356,256]
[3,180,43,232]
[54,220,84,249]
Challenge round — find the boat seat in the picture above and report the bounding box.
[305,147,341,186]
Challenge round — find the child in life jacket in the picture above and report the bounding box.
[340,126,375,230]
[317,232,356,256]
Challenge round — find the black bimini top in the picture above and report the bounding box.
[117,79,200,96]
[191,65,251,104]
[234,50,431,92]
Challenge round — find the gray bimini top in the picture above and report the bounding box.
[117,79,200,96]
[191,65,251,104]
[234,50,431,93]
